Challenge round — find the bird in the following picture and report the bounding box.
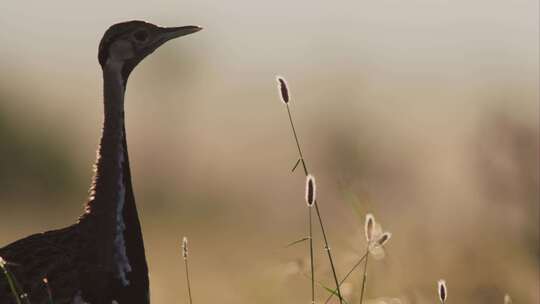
[0,20,202,304]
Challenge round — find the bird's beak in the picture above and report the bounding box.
[158,25,203,41]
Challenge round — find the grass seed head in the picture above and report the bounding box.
[376,232,392,246]
[365,213,375,243]
[276,76,290,104]
[0,256,5,268]
[438,279,447,303]
[305,174,316,207]
[182,236,188,259]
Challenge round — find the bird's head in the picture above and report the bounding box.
[98,20,202,79]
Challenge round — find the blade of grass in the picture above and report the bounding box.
[301,273,352,304]
[284,237,310,248]
[324,252,368,304]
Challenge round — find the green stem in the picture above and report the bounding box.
[359,248,369,304]
[184,258,193,304]
[309,207,315,304]
[1,264,22,304]
[285,103,344,304]
[324,252,368,304]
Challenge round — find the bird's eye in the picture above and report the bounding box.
[133,30,149,42]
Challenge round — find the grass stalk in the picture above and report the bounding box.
[282,96,344,304]
[309,207,315,304]
[184,258,193,304]
[358,249,369,304]
[0,257,22,304]
[324,252,368,304]
[43,278,54,304]
[182,237,193,304]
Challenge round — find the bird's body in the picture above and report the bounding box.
[0,21,201,304]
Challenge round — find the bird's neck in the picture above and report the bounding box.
[80,63,135,285]
[80,61,150,290]
[103,61,127,118]
[85,61,127,219]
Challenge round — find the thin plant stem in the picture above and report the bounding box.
[43,278,54,304]
[184,258,193,304]
[285,103,344,304]
[286,105,306,172]
[314,201,343,304]
[359,249,369,304]
[11,272,29,304]
[0,264,22,304]
[46,289,54,304]
[285,237,311,248]
[324,252,368,304]
[309,207,315,304]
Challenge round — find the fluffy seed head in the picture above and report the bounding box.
[305,175,316,207]
[438,279,447,303]
[276,76,290,104]
[376,232,392,246]
[365,213,375,242]
[504,294,512,304]
[182,236,188,259]
[0,256,5,268]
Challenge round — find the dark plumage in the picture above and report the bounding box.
[0,20,201,304]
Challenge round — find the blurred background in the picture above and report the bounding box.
[0,0,538,303]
